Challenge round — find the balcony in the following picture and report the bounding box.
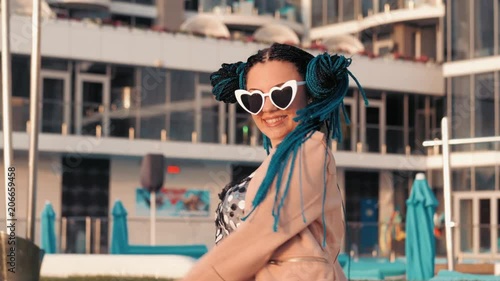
[2,92,437,171]
[46,0,111,9]
[188,0,304,34]
[310,0,445,40]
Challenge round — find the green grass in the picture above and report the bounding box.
[41,276,175,281]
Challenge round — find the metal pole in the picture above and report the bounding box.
[150,192,156,245]
[423,135,500,147]
[85,216,91,254]
[2,0,15,237]
[27,0,42,241]
[94,218,101,254]
[441,117,455,271]
[61,217,67,253]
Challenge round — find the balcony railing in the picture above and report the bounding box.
[198,0,302,23]
[1,94,443,156]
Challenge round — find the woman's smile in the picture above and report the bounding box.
[262,115,287,127]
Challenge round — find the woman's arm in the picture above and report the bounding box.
[180,136,337,281]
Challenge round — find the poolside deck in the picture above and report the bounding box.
[435,263,496,275]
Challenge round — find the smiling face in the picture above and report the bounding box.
[245,60,308,147]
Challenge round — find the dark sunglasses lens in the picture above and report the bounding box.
[241,94,263,114]
[271,86,294,109]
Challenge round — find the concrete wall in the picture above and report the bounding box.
[0,152,234,249]
[109,156,231,248]
[0,15,444,95]
[0,152,62,246]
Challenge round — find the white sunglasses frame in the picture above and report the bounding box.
[234,80,306,115]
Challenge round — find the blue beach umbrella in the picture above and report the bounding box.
[40,201,57,254]
[110,200,129,254]
[406,173,439,281]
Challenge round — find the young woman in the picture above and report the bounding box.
[181,43,367,281]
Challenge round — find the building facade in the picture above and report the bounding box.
[0,0,497,261]
[443,0,500,262]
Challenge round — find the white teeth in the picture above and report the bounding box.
[264,116,285,125]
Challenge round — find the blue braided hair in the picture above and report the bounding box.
[210,43,368,246]
[210,61,246,103]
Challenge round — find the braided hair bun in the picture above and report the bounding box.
[209,62,246,104]
[305,53,352,102]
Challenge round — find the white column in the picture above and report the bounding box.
[194,74,202,141]
[229,104,236,144]
[436,14,444,63]
[378,171,394,256]
[300,0,312,46]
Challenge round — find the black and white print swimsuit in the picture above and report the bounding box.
[214,172,254,245]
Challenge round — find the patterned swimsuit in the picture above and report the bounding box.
[214,173,254,244]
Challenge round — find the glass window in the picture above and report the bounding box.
[344,171,379,254]
[386,94,404,154]
[498,199,500,241]
[312,0,324,27]
[459,199,473,253]
[452,168,472,191]
[475,166,496,191]
[79,62,107,74]
[379,0,400,12]
[170,70,195,101]
[199,72,211,85]
[342,0,355,21]
[0,95,2,131]
[366,106,380,152]
[431,96,444,139]
[474,73,495,150]
[451,0,470,60]
[140,67,167,106]
[498,0,500,55]
[474,0,494,57]
[12,55,30,132]
[362,0,373,17]
[235,113,253,145]
[68,8,110,20]
[421,26,437,61]
[111,66,136,111]
[443,3,448,62]
[479,199,491,252]
[112,15,132,26]
[409,95,426,154]
[327,0,338,24]
[140,115,166,140]
[255,0,279,15]
[112,66,135,88]
[170,111,194,141]
[109,117,136,138]
[275,1,302,23]
[135,0,155,5]
[81,82,104,136]
[42,78,64,133]
[185,0,199,11]
[339,102,353,151]
[42,58,68,71]
[201,105,219,143]
[12,55,30,98]
[451,76,471,151]
[135,17,154,28]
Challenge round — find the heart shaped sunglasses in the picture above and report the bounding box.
[234,80,306,115]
